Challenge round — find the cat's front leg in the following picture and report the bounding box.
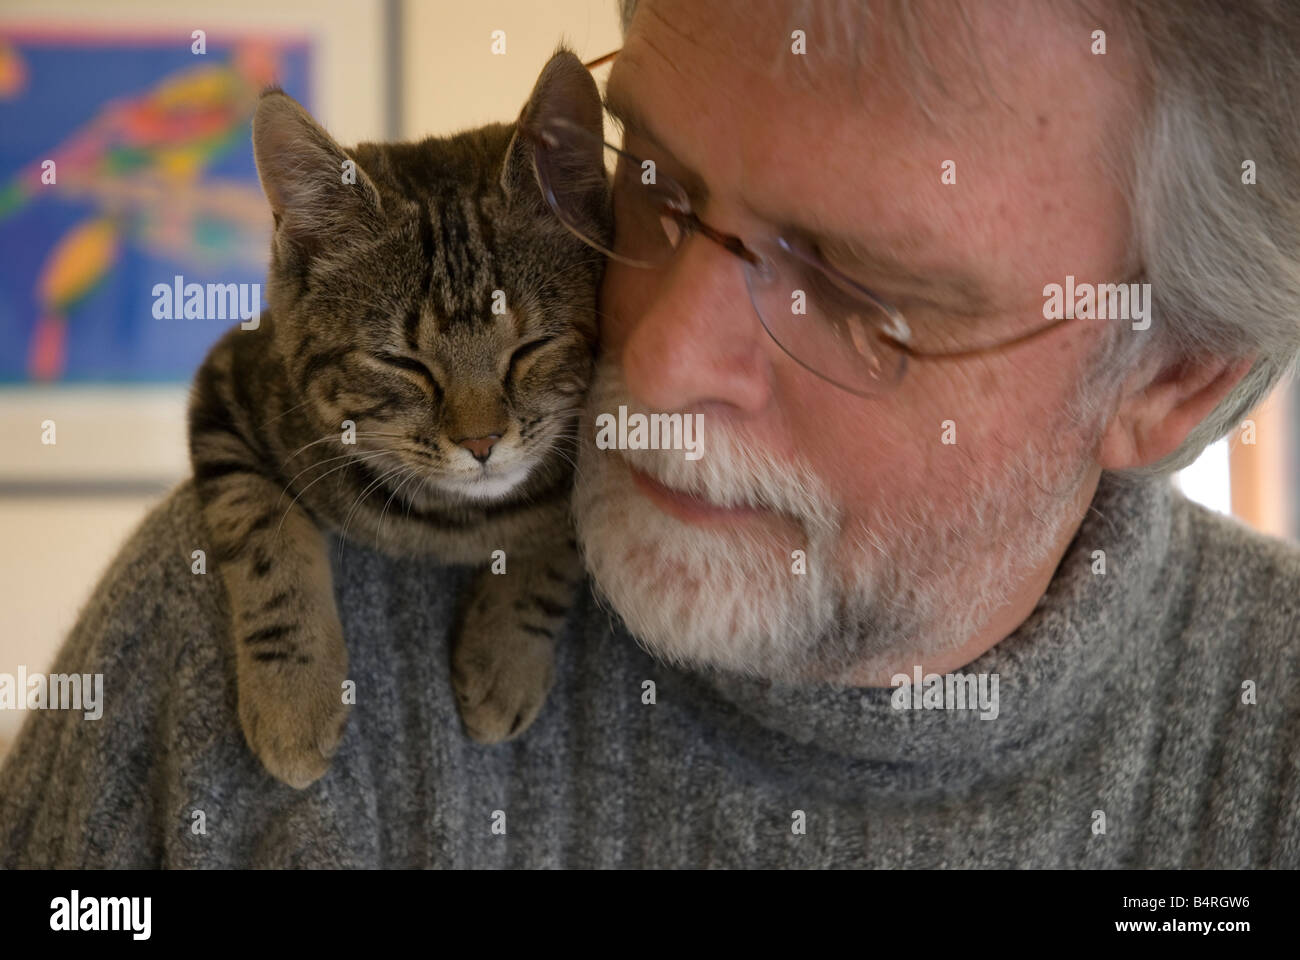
[451,533,582,743]
[197,470,351,788]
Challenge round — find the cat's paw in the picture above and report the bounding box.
[236,631,351,789]
[451,620,556,745]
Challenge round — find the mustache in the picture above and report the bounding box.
[580,362,841,533]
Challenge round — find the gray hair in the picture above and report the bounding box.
[616,0,1300,476]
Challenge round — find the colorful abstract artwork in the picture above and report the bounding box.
[0,28,311,383]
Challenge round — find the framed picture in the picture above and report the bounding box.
[0,0,391,489]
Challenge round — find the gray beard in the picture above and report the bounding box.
[573,361,1101,685]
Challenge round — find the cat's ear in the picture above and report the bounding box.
[252,89,384,265]
[501,47,606,225]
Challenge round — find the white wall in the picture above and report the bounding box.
[403,0,621,137]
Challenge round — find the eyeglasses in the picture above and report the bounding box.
[520,56,1113,398]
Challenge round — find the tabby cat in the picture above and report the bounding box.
[188,49,610,788]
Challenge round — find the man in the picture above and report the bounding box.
[2,0,1298,867]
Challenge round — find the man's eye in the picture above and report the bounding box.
[805,264,866,313]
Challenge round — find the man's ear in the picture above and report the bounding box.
[252,89,384,266]
[1096,350,1257,470]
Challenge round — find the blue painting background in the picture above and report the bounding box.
[0,32,312,383]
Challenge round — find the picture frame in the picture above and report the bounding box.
[0,0,393,491]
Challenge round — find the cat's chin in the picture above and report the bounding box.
[427,467,533,503]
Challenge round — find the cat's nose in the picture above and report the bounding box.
[457,434,501,463]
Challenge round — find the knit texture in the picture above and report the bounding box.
[1,472,1297,867]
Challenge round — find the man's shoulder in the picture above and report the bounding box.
[78,479,475,661]
[0,479,486,867]
[1171,490,1300,653]
[1158,491,1300,865]
[0,482,227,867]
[68,480,225,671]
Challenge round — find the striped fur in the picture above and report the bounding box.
[188,50,609,788]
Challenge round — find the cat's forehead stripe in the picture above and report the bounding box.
[426,193,496,331]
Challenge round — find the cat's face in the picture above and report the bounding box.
[252,52,608,501]
[271,128,601,502]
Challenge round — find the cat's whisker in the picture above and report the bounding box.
[404,475,429,523]
[276,447,396,506]
[336,462,411,566]
[542,447,588,488]
[273,449,393,542]
[257,396,317,431]
[283,435,349,463]
[282,431,408,464]
[277,451,367,503]
[378,469,419,550]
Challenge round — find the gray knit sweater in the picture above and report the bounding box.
[1,472,1297,867]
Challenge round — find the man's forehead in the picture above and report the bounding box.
[613,0,1114,132]
[606,0,1137,309]
[615,0,991,113]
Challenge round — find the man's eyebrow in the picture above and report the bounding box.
[812,230,998,313]
[601,83,658,149]
[604,82,993,313]
[602,84,710,199]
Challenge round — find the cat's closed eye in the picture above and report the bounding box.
[506,335,558,381]
[378,353,442,391]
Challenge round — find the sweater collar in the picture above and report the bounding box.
[679,472,1177,799]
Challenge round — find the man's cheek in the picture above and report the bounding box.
[900,359,1026,445]
[597,262,646,350]
[795,394,922,492]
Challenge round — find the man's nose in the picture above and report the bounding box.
[618,233,771,415]
[457,435,500,463]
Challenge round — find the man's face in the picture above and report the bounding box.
[574,0,1138,684]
